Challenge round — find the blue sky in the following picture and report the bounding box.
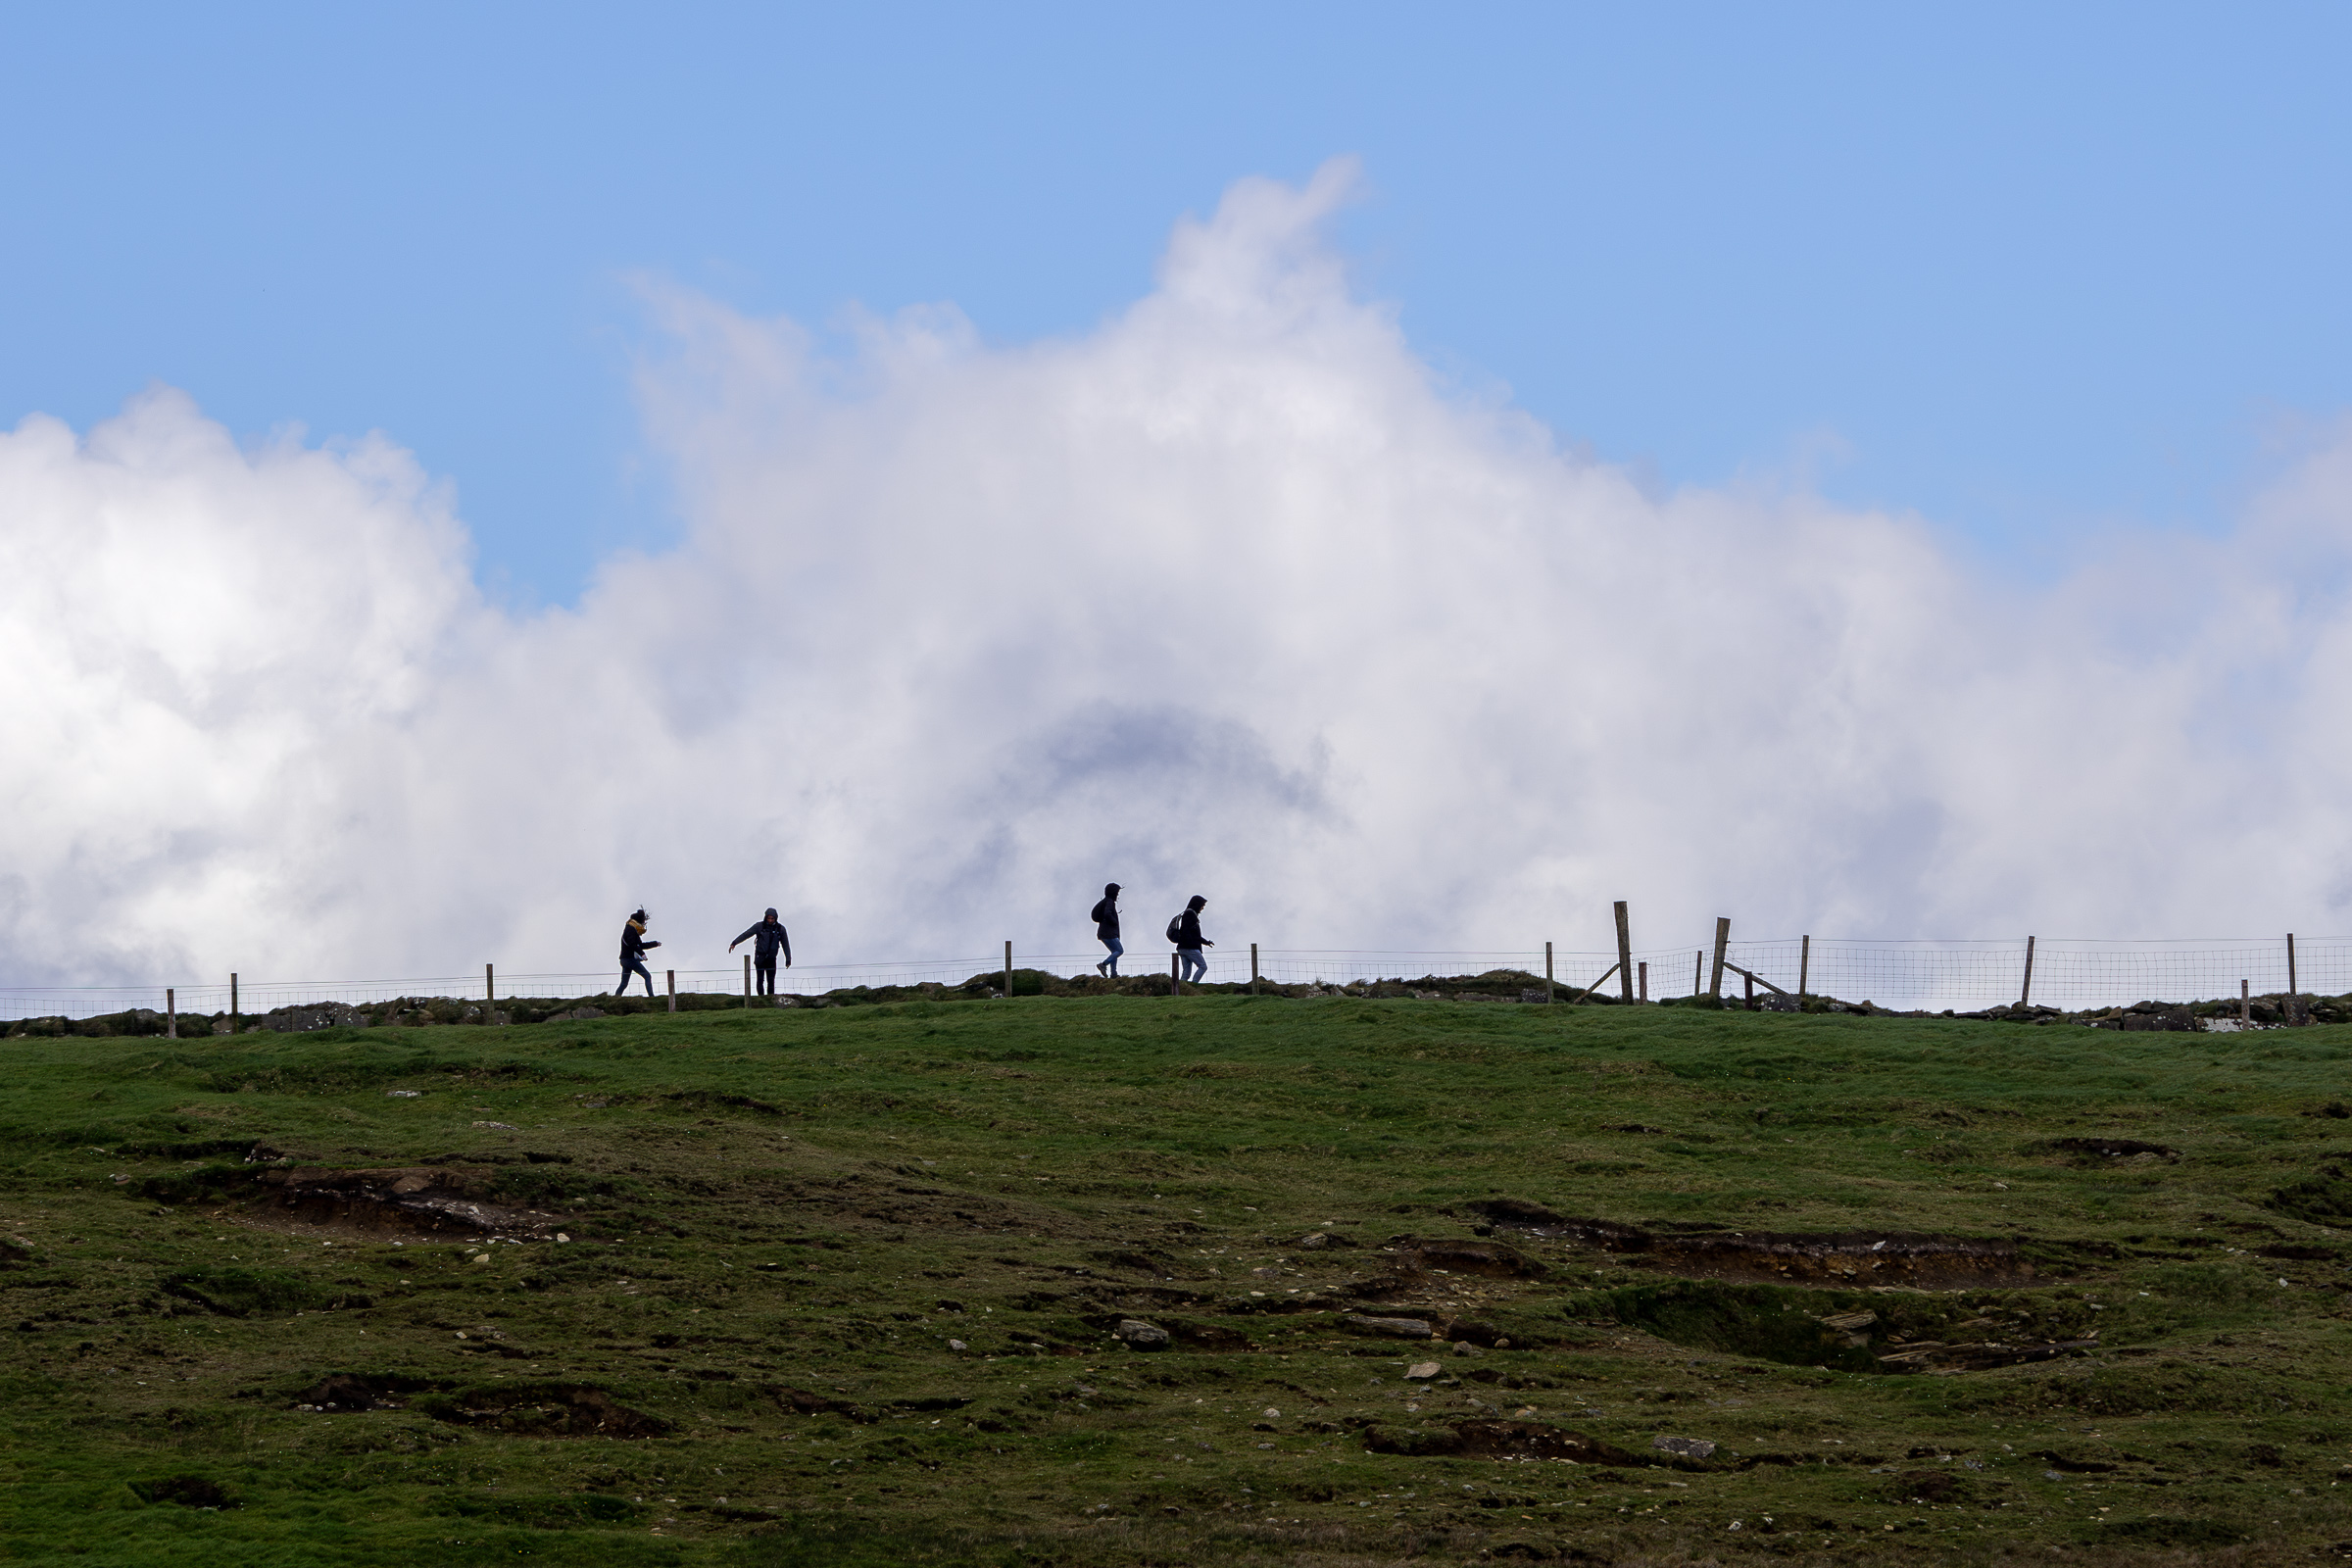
[7,2,2349,605]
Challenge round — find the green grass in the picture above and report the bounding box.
[5,995,2352,1564]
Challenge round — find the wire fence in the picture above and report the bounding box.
[1,934,2340,1023]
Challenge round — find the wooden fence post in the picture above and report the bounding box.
[1691,951,1701,997]
[1744,971,1754,1010]
[1544,942,1555,1004]
[1614,902,1634,1002]
[1708,919,1730,1000]
[166,988,175,1040]
[1170,951,1180,997]
[666,970,676,1013]
[1004,941,1013,1000]
[1638,961,1648,1002]
[2288,933,2298,997]
[744,954,752,1007]
[2241,978,2251,1025]
[2019,936,2036,1009]
[230,972,239,1033]
[486,964,495,1010]
[1250,942,1259,995]
[1798,935,1810,1004]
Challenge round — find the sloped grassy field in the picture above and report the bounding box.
[6,994,2352,1566]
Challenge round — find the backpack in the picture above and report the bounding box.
[1166,914,1185,945]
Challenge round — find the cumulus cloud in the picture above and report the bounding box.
[8,160,2352,990]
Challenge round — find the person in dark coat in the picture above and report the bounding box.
[616,908,660,996]
[1172,894,1213,984]
[1090,882,1123,976]
[728,907,793,997]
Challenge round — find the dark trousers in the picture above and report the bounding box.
[618,956,654,996]
[755,957,777,996]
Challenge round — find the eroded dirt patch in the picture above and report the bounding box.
[1362,1420,1661,1466]
[769,1386,876,1422]
[1592,1279,2101,1372]
[255,1165,571,1241]
[416,1381,669,1438]
[286,1372,662,1436]
[1342,1236,1549,1299]
[294,1372,439,1411]
[2047,1137,2179,1163]
[1471,1200,2033,1287]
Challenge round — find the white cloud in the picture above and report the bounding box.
[8,162,2352,993]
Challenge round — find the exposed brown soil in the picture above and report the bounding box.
[2048,1136,2179,1162]
[1470,1200,2034,1286]
[293,1372,438,1412]
[1163,1318,1254,1351]
[287,1372,662,1436]
[1389,1237,1549,1279]
[769,1386,875,1422]
[252,1165,571,1241]
[423,1381,669,1439]
[1873,1337,2100,1371]
[1341,1236,1550,1300]
[1361,1419,1673,1468]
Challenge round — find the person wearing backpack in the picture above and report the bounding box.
[1168,895,1213,984]
[1090,883,1123,976]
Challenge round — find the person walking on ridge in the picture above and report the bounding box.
[616,908,660,997]
[728,907,793,999]
[1091,882,1123,976]
[1170,895,1213,985]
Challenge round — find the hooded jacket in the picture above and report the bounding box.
[1173,907,1204,949]
[732,917,792,964]
[1090,895,1120,941]
[620,918,652,961]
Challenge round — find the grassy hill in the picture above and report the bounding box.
[4,993,2351,1565]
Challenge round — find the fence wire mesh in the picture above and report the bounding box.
[1,936,2339,1022]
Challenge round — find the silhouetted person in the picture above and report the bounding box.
[1091,882,1123,976]
[729,906,793,997]
[1171,894,1213,984]
[616,908,660,997]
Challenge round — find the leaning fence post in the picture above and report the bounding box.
[230,972,239,1033]
[1691,951,1701,997]
[666,970,676,1013]
[1004,941,1013,1001]
[1614,902,1634,1002]
[1638,961,1648,1002]
[1544,942,1555,1004]
[1708,919,1730,1000]
[2019,936,2036,1009]
[2288,933,2298,997]
[166,988,176,1040]
[1250,942,1260,995]
[1798,935,1810,1004]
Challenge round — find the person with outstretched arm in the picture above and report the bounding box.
[1091,882,1123,976]
[728,907,793,998]
[1170,894,1213,985]
[616,908,660,997]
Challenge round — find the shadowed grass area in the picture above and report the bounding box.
[4,995,2351,1563]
